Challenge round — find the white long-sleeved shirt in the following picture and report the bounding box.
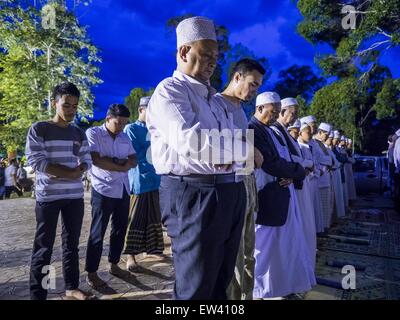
[146,70,246,175]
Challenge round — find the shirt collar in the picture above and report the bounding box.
[173,70,216,100]
[134,120,146,127]
[101,123,124,139]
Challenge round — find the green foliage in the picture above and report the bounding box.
[0,1,102,152]
[273,64,326,102]
[297,0,400,152]
[124,88,155,121]
[373,78,400,119]
[310,77,358,139]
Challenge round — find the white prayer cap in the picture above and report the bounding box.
[256,91,281,107]
[348,139,352,144]
[329,131,334,138]
[288,119,301,130]
[340,135,346,141]
[139,96,151,107]
[300,121,309,132]
[300,115,316,125]
[395,129,400,137]
[281,97,298,109]
[176,16,217,48]
[318,122,332,133]
[333,130,341,139]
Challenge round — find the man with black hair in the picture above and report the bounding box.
[85,104,137,289]
[26,82,93,300]
[214,58,265,300]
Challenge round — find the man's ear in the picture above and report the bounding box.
[234,72,241,83]
[178,45,191,63]
[51,99,57,110]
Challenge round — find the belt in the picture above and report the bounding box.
[166,173,244,184]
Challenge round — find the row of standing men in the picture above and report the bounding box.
[145,16,357,300]
[24,15,357,300]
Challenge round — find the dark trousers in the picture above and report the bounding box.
[85,188,130,273]
[5,186,23,198]
[159,176,246,300]
[30,198,84,300]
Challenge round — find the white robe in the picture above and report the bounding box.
[328,147,346,218]
[270,126,317,276]
[308,139,329,232]
[253,127,315,298]
[345,155,357,200]
[298,141,319,269]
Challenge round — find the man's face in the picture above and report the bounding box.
[300,126,312,142]
[309,122,317,135]
[106,116,130,135]
[332,138,339,146]
[259,103,281,126]
[289,128,300,140]
[234,70,263,102]
[182,39,218,82]
[326,137,333,146]
[53,95,79,122]
[280,106,299,126]
[319,130,329,142]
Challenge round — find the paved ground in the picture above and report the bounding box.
[0,191,399,300]
[0,192,174,300]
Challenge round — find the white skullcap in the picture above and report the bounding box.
[176,16,217,48]
[329,131,334,138]
[288,119,301,130]
[340,135,346,141]
[318,122,332,133]
[300,120,310,132]
[139,96,151,107]
[348,139,352,144]
[395,129,400,136]
[300,115,316,125]
[256,91,281,107]
[333,130,341,139]
[281,97,298,109]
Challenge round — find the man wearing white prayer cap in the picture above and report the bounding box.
[324,128,346,221]
[146,16,247,300]
[288,119,301,140]
[249,94,313,298]
[313,122,334,230]
[270,99,317,289]
[297,119,319,276]
[272,97,304,190]
[139,96,151,107]
[298,116,327,233]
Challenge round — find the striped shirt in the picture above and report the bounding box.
[25,121,92,202]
